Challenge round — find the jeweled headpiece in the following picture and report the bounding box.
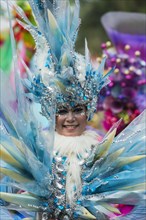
[13,0,112,120]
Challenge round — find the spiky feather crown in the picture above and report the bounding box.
[13,0,112,120]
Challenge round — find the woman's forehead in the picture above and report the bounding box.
[58,104,86,110]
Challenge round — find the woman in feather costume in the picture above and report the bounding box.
[0,0,146,220]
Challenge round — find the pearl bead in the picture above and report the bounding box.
[114,68,119,74]
[106,41,111,47]
[124,70,130,75]
[116,58,121,63]
[135,50,141,56]
[124,44,131,50]
[129,66,135,72]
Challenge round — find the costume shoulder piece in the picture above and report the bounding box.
[0,0,146,219]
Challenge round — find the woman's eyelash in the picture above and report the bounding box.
[58,110,68,114]
[57,107,84,115]
[73,108,84,112]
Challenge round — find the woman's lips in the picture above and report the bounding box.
[63,125,79,130]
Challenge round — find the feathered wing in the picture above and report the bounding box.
[0,83,54,213]
[0,33,54,218]
[77,110,146,219]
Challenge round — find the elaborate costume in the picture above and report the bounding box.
[0,1,146,220]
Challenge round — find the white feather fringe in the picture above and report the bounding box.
[54,130,100,205]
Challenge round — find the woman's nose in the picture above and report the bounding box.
[66,111,75,121]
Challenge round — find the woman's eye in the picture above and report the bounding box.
[73,108,84,114]
[58,109,68,115]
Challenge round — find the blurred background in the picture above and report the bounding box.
[76,0,146,56]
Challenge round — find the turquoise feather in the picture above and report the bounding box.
[0,167,33,183]
[0,192,48,212]
[74,206,96,219]
[1,141,28,170]
[0,144,25,171]
[10,136,25,155]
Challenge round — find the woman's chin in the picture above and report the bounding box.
[58,127,83,136]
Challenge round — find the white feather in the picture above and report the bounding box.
[42,129,100,205]
[53,130,100,205]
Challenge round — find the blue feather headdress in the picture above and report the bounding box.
[10,0,112,120]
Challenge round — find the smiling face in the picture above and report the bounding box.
[55,105,87,136]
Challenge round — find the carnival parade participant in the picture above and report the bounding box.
[0,1,145,219]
